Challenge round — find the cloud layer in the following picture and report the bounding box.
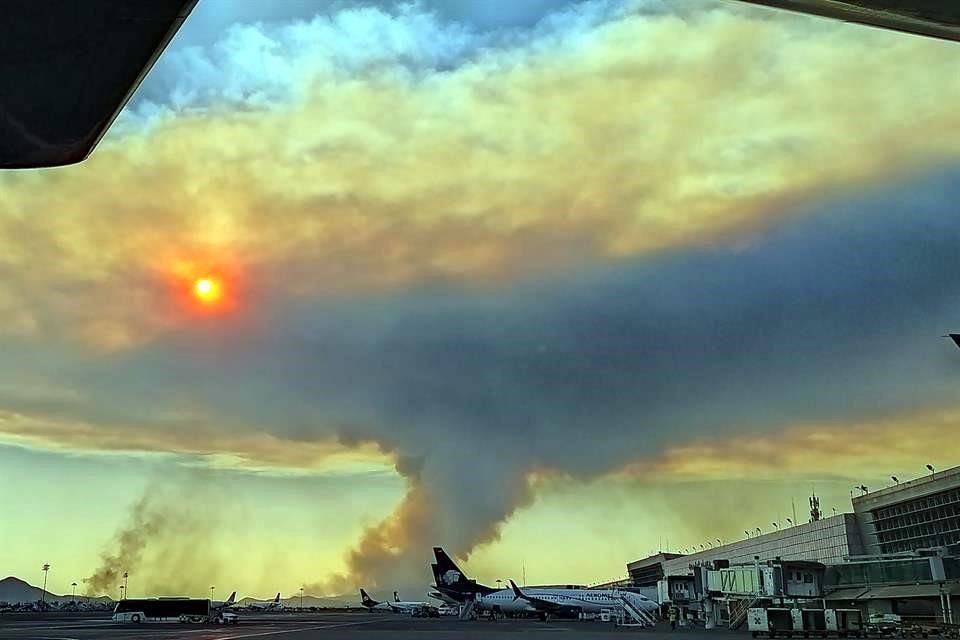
[3,1,960,349]
[3,0,960,593]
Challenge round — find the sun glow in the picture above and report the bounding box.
[193,277,222,304]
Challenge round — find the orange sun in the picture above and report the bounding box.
[193,276,222,304]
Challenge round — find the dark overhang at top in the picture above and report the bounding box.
[0,1,196,169]
[734,1,960,43]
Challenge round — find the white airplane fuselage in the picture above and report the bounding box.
[477,587,655,616]
[247,596,282,611]
[369,600,429,613]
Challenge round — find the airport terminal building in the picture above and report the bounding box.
[853,466,960,555]
[627,514,866,590]
[623,464,960,623]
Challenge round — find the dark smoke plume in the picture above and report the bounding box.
[85,480,226,597]
[85,494,165,595]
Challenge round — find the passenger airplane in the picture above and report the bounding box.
[431,547,657,622]
[503,580,657,622]
[246,593,282,611]
[359,589,434,613]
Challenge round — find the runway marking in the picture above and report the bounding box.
[0,624,115,632]
[216,619,384,639]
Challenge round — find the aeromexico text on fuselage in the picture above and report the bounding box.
[359,589,432,613]
[429,546,657,616]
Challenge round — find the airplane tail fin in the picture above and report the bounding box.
[227,591,236,605]
[432,546,494,598]
[394,591,400,603]
[360,588,378,607]
[509,579,526,601]
[433,547,467,582]
[274,592,281,603]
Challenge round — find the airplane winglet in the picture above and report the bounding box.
[944,334,960,349]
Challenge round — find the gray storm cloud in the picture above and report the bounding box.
[274,168,960,590]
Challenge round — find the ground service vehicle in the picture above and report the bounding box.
[112,598,235,624]
[750,607,867,638]
[411,604,440,617]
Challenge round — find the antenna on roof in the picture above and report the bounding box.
[809,490,821,522]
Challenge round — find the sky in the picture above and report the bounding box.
[2,0,960,601]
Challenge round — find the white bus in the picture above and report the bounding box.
[112,598,237,624]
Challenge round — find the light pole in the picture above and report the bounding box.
[119,585,125,601]
[210,586,215,601]
[71,582,77,603]
[927,464,936,477]
[299,586,304,610]
[40,564,50,604]
[122,572,128,599]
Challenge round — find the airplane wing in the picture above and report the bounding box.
[733,1,960,44]
[508,581,581,617]
[1,1,197,169]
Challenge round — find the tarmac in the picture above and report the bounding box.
[0,611,742,639]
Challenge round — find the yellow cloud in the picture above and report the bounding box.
[2,7,960,348]
[618,406,960,481]
[0,408,392,474]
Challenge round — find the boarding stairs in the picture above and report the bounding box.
[459,597,478,620]
[611,590,657,627]
[728,597,760,630]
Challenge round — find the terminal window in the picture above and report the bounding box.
[871,489,960,553]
